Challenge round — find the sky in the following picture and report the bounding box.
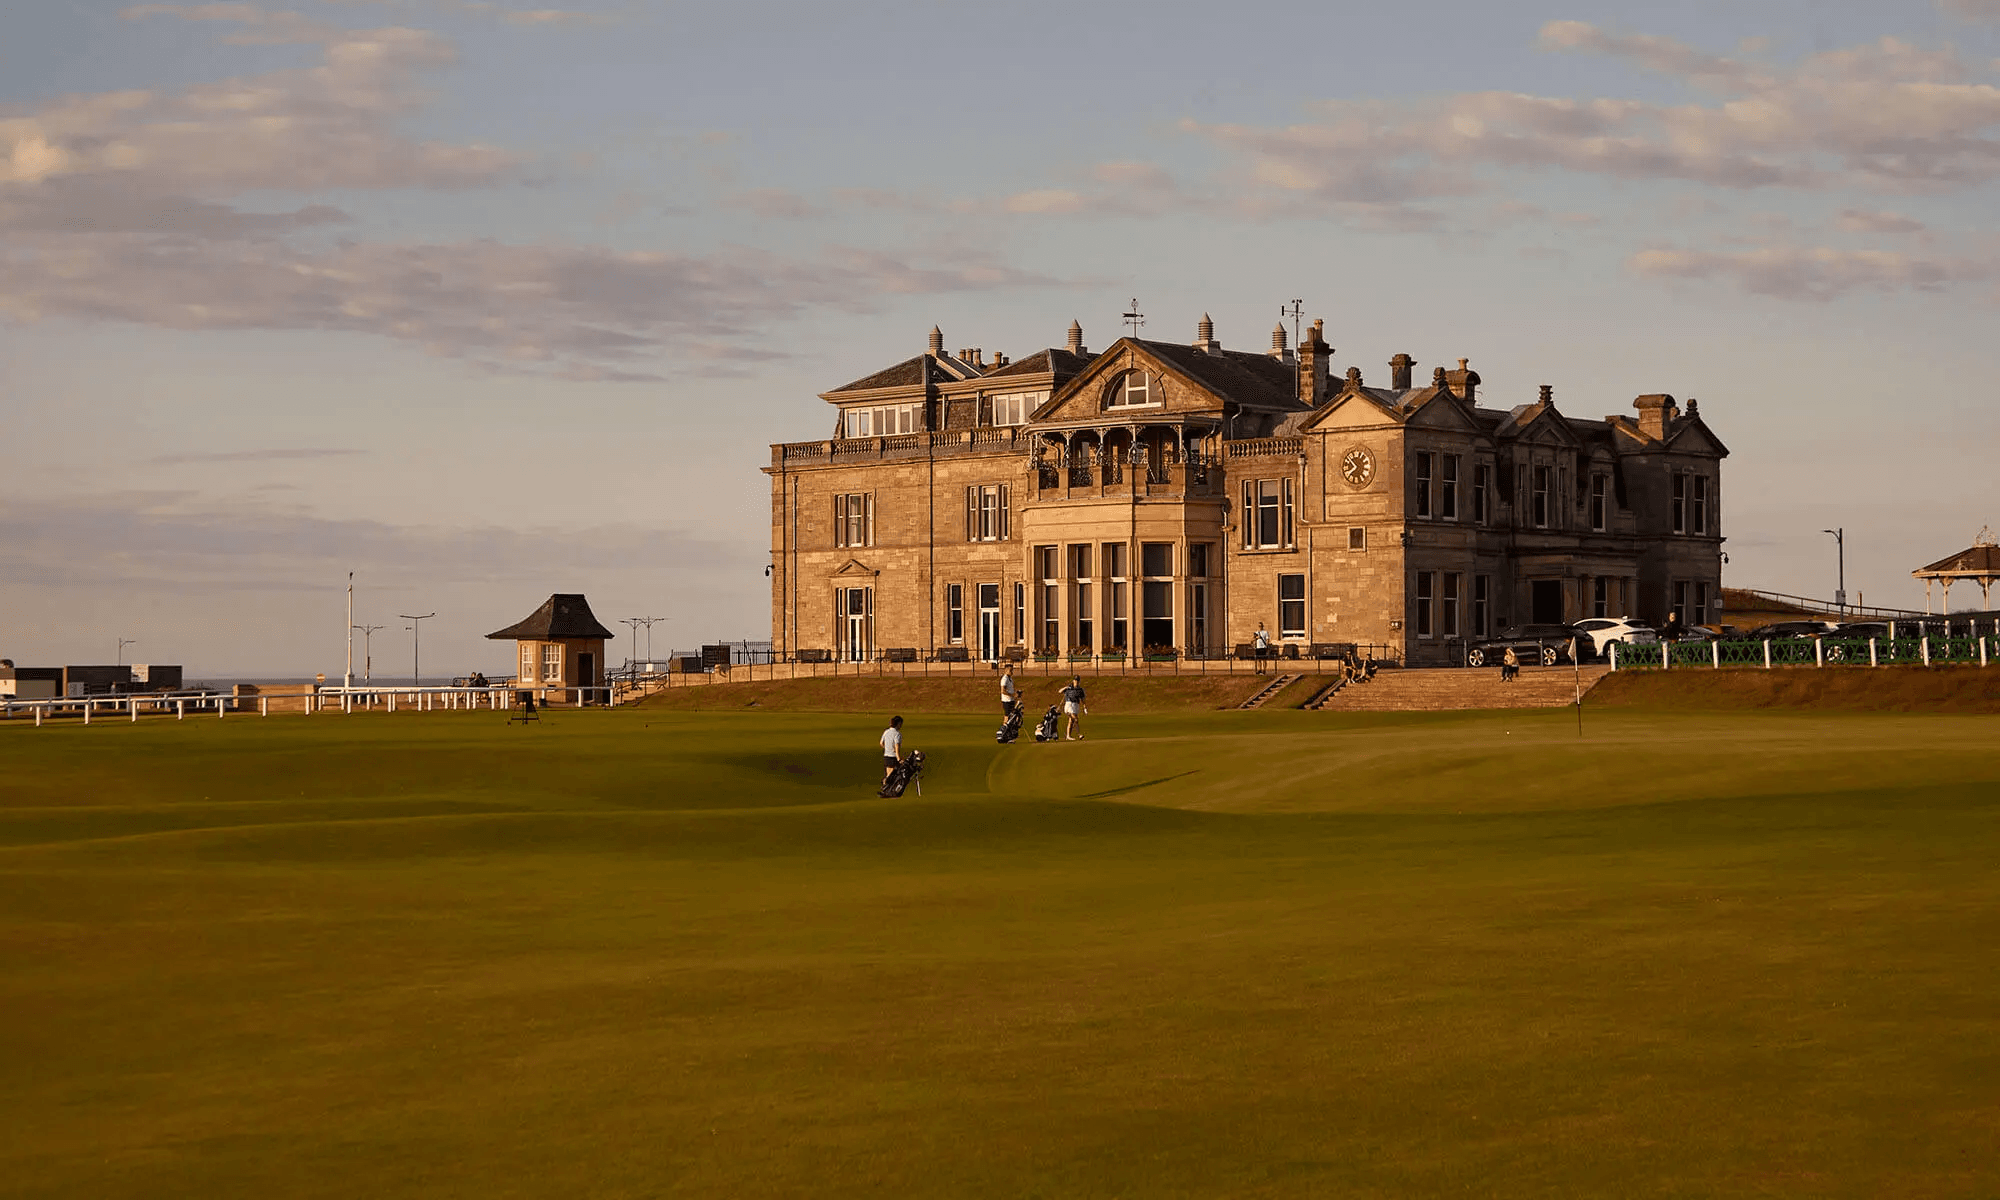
[4,0,1999,677]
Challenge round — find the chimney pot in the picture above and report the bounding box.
[928,326,944,355]
[1389,353,1415,391]
[1195,313,1220,353]
[1270,322,1290,360]
[1066,319,1085,356]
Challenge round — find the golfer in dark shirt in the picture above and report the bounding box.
[1061,677,1086,741]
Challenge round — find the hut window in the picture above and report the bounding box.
[520,644,535,682]
[542,644,563,680]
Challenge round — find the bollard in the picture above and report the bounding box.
[1661,642,1669,670]
[261,696,269,717]
[131,698,138,723]
[1815,638,1824,668]
[1763,640,1772,669]
[1922,637,1930,666]
[1983,636,1990,668]
[35,706,43,727]
[84,703,90,726]
[1870,637,1878,667]
[389,693,396,713]
[1712,641,1720,669]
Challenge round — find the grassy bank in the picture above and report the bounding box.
[3,705,1997,1196]
[1591,663,2000,712]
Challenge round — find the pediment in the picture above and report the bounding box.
[1031,339,1238,425]
[831,558,880,577]
[1507,405,1581,448]
[1404,390,1485,433]
[1664,415,1729,458]
[1301,387,1403,431]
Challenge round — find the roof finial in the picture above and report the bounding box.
[927,326,944,355]
[1977,525,1997,548]
[1122,298,1145,338]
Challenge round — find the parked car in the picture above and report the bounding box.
[1834,621,1889,639]
[1572,617,1658,659]
[1746,620,1839,640]
[1465,624,1584,668]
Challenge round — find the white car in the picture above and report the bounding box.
[1573,617,1659,659]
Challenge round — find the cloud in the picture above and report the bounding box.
[317,0,608,27]
[732,187,821,219]
[1627,243,1998,300]
[0,232,1056,377]
[1939,0,2000,19]
[147,447,367,465]
[1834,208,1928,233]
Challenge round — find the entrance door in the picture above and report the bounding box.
[1189,583,1208,657]
[575,652,594,703]
[843,587,872,662]
[977,584,1001,662]
[1531,580,1564,625]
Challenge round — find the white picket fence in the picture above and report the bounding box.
[1,685,613,726]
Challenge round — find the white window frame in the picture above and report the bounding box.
[835,493,874,548]
[541,643,563,681]
[965,484,1010,543]
[520,644,536,682]
[1105,371,1158,410]
[946,583,964,645]
[1242,478,1295,550]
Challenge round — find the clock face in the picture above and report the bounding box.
[1340,446,1375,488]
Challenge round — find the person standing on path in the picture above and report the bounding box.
[880,715,905,784]
[1253,623,1271,674]
[1061,676,1087,740]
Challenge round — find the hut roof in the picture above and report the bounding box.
[485,594,615,640]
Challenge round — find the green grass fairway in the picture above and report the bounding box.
[4,702,1998,1196]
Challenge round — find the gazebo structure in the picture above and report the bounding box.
[1912,528,2000,613]
[486,593,614,703]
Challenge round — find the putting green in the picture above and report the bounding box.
[2,703,1996,1197]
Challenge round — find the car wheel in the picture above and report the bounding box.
[1825,642,1846,663]
[1466,647,1487,668]
[1540,644,1561,667]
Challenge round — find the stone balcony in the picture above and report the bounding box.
[771,427,1026,468]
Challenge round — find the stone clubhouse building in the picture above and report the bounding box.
[765,315,1726,668]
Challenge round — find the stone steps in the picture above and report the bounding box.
[1312,665,1614,712]
[1238,673,1302,709]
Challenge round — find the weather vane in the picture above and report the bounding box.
[1122,298,1145,338]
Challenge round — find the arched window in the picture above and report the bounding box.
[1105,370,1156,409]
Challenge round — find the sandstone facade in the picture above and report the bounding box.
[767,318,1726,666]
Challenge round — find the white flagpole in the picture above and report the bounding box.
[345,572,354,689]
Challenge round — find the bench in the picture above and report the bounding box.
[930,646,971,663]
[883,647,919,663]
[1309,642,1357,661]
[1003,646,1029,663]
[795,648,834,664]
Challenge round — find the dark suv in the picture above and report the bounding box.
[1465,624,1583,668]
[1747,620,1839,640]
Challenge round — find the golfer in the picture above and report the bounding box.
[1253,622,1272,673]
[1061,676,1087,741]
[999,668,1018,719]
[880,715,905,783]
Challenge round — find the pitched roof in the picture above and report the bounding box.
[1914,543,2000,577]
[486,594,615,640]
[982,347,1093,383]
[1137,341,1307,411]
[827,355,927,394]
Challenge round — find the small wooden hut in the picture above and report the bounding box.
[487,594,614,701]
[1912,528,2000,613]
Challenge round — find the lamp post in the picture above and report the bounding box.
[116,637,137,668]
[637,616,666,667]
[400,613,435,688]
[353,624,385,683]
[1822,528,1845,612]
[620,618,642,674]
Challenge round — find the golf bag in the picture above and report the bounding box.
[1032,704,1061,743]
[878,749,925,798]
[996,702,1024,744]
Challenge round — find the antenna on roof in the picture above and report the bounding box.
[1122,298,1145,338]
[1280,299,1303,354]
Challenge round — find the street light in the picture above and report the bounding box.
[399,613,435,688]
[1822,528,1845,611]
[116,637,137,668]
[353,624,385,683]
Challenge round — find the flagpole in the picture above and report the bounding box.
[1573,637,1583,737]
[345,572,354,689]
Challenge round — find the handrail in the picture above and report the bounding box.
[1726,587,1923,619]
[1226,437,1303,458]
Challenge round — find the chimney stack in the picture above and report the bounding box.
[1269,322,1292,363]
[1433,366,1448,390]
[1633,394,1678,440]
[1066,319,1085,356]
[1298,318,1332,407]
[1389,353,1414,391]
[1195,313,1220,354]
[927,326,944,356]
[1445,357,1480,404]
[1538,384,1553,405]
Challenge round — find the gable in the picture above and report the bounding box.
[831,558,880,577]
[1301,387,1403,432]
[1508,406,1582,449]
[1402,390,1486,434]
[1031,340,1231,425]
[1663,417,1729,458]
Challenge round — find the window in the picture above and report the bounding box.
[1694,581,1710,625]
[1348,526,1366,551]
[946,583,963,644]
[1441,455,1459,520]
[1243,478,1294,550]
[1106,371,1155,408]
[844,403,921,438]
[988,392,1039,426]
[1013,582,1025,643]
[1473,464,1491,525]
[838,587,873,662]
[1672,581,1690,626]
[520,644,536,682]
[1443,572,1461,637]
[1474,575,1491,637]
[1690,475,1708,535]
[1593,576,1609,618]
[1590,473,1608,532]
[1532,466,1551,529]
[1071,545,1094,651]
[1278,573,1306,639]
[1104,542,1129,652]
[1416,572,1435,638]
[1142,580,1174,650]
[1673,474,1687,534]
[1190,583,1209,656]
[1414,452,1433,518]
[1189,543,1210,578]
[965,484,1010,542]
[835,493,873,548]
[1141,542,1173,578]
[542,643,563,680]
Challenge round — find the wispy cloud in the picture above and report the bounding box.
[147,447,368,465]
[1628,244,2000,300]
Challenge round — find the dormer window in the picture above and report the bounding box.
[1105,370,1157,409]
[844,403,922,438]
